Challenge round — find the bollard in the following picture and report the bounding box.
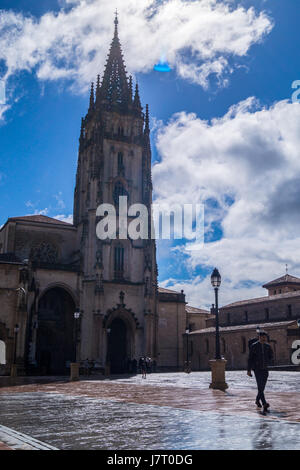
[209,358,228,391]
[70,362,80,381]
[10,364,17,377]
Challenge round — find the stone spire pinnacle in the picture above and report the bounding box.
[114,9,118,38]
[100,15,129,108]
[89,82,94,110]
[129,75,133,102]
[145,104,150,133]
[96,74,101,94]
[133,82,142,113]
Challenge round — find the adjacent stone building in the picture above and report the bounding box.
[0,17,208,376]
[188,274,300,370]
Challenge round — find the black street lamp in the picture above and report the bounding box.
[74,310,81,363]
[185,327,191,373]
[13,324,19,365]
[211,268,221,360]
[105,328,111,375]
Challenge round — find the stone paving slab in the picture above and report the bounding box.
[0,424,58,450]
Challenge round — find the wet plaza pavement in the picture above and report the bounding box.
[0,371,299,450]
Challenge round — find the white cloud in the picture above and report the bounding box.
[0,0,272,95]
[153,99,300,308]
[54,214,73,224]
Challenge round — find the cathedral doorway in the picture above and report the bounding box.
[36,287,75,375]
[108,318,131,374]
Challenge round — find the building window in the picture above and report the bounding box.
[242,337,246,354]
[274,290,277,295]
[265,308,269,321]
[244,311,248,323]
[205,339,209,354]
[117,152,125,175]
[113,181,128,206]
[227,313,231,325]
[287,305,292,318]
[221,338,226,354]
[114,244,124,280]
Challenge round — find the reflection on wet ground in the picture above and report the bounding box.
[0,372,299,450]
[0,392,300,450]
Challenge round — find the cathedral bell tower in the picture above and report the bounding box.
[73,14,158,372]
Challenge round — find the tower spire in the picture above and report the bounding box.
[100,15,129,108]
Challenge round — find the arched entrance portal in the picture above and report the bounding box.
[108,318,131,374]
[36,287,75,375]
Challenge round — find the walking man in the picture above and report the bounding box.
[247,331,274,413]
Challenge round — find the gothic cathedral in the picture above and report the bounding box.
[0,17,206,376]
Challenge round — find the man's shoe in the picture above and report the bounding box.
[255,399,262,408]
[263,403,270,412]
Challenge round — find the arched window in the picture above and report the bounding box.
[114,244,124,280]
[0,340,6,365]
[241,337,246,354]
[117,152,125,176]
[113,181,128,206]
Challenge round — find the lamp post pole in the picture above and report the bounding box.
[214,287,221,360]
[209,268,228,391]
[185,328,190,373]
[105,328,111,376]
[70,310,81,381]
[11,324,19,377]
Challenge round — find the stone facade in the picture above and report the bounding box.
[187,276,300,371]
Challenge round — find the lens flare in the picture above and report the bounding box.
[154,54,171,72]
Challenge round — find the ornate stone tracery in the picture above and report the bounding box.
[30,242,58,264]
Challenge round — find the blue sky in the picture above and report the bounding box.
[1,0,300,308]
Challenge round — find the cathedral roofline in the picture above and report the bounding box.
[0,215,76,233]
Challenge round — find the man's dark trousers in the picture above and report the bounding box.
[254,369,268,405]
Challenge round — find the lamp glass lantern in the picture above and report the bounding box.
[74,310,81,320]
[211,268,221,289]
